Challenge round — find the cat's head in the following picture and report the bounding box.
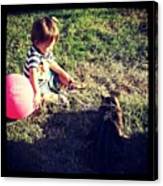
[99,95,122,123]
[99,95,117,112]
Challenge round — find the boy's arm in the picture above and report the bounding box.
[49,61,73,86]
[29,68,40,94]
[29,68,42,107]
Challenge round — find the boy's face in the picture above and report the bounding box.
[45,38,56,52]
[36,38,56,54]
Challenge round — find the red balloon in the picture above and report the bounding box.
[6,74,35,119]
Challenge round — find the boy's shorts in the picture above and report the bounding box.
[39,70,61,96]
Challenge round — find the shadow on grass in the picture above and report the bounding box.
[6,109,149,176]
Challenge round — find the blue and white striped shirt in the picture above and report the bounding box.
[23,45,54,80]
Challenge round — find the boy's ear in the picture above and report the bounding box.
[101,95,105,101]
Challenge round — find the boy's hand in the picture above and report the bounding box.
[68,79,78,90]
[33,92,42,108]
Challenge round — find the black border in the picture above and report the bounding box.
[1,1,158,180]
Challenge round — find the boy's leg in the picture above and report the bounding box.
[48,70,61,94]
[38,78,59,103]
[48,71,69,105]
[39,71,69,106]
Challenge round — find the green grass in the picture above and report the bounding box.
[6,8,148,143]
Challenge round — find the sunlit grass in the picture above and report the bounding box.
[6,8,148,143]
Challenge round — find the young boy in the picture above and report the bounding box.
[23,16,76,108]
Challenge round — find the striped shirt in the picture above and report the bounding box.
[23,45,54,80]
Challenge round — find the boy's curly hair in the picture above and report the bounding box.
[31,16,59,45]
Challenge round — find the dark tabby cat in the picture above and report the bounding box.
[99,94,129,139]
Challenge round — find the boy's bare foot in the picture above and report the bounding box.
[42,92,69,108]
[42,92,59,103]
[58,94,69,107]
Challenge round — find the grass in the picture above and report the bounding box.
[5,7,149,174]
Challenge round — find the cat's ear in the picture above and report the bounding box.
[101,95,105,101]
[110,90,120,97]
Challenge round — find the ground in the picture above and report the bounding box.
[5,7,149,176]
